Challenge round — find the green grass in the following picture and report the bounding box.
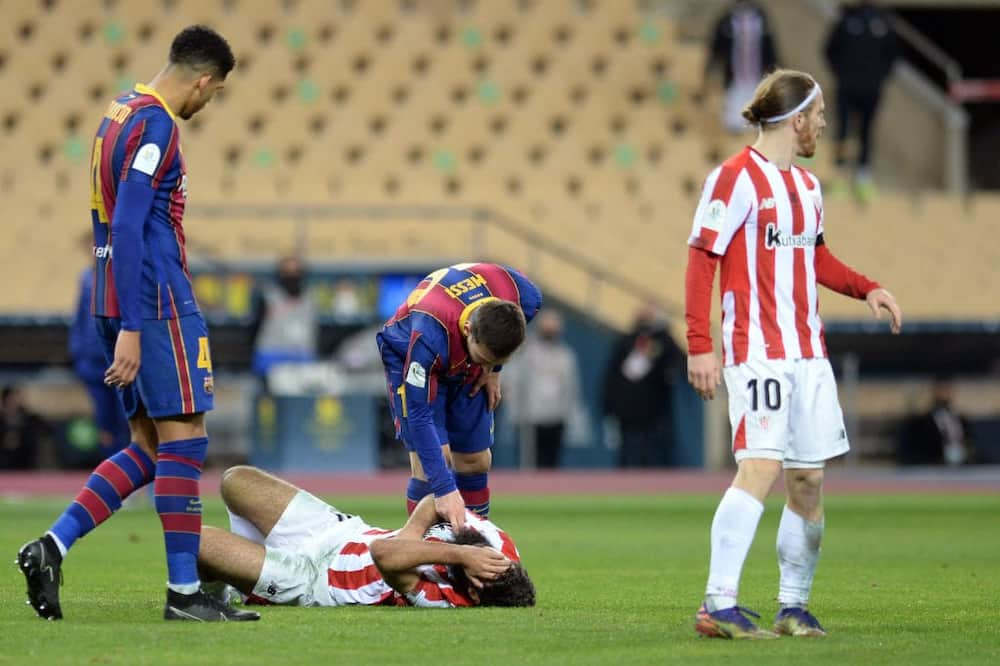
[1,493,997,665]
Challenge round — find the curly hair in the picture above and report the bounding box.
[450,528,536,607]
[169,25,235,78]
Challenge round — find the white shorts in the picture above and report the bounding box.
[250,491,368,607]
[723,358,850,468]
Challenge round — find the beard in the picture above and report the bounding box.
[795,124,819,158]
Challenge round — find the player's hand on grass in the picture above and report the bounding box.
[470,368,502,411]
[105,329,141,387]
[460,546,511,589]
[435,490,467,530]
[866,288,902,334]
[687,352,721,401]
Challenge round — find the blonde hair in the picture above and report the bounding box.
[742,69,819,129]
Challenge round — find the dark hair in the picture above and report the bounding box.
[170,25,235,78]
[742,69,818,129]
[469,300,527,360]
[450,528,536,607]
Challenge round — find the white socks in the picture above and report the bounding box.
[777,505,824,608]
[705,487,765,611]
[167,581,201,595]
[46,531,68,558]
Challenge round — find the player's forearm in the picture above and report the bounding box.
[371,537,470,594]
[371,538,468,574]
[409,419,457,496]
[110,181,155,330]
[814,244,880,300]
[685,246,719,354]
[396,495,443,541]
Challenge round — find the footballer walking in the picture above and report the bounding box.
[685,69,902,638]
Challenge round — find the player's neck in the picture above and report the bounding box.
[751,133,795,171]
[144,69,185,119]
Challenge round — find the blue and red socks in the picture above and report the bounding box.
[405,473,490,518]
[456,472,490,518]
[154,437,208,593]
[48,443,155,555]
[406,478,431,515]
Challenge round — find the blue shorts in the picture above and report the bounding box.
[383,353,494,455]
[96,314,215,419]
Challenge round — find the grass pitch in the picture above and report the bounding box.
[1,493,996,665]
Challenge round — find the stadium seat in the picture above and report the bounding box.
[0,0,992,326]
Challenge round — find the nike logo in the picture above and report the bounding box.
[167,606,225,622]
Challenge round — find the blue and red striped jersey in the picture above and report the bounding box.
[378,263,543,386]
[89,83,198,327]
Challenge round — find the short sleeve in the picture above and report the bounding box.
[688,166,755,256]
[120,108,176,188]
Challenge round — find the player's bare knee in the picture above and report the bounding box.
[786,470,824,518]
[452,449,491,474]
[787,469,824,493]
[221,465,261,504]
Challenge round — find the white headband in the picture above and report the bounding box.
[762,83,821,124]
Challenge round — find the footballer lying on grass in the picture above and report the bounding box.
[195,466,535,612]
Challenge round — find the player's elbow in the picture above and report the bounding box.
[369,538,395,569]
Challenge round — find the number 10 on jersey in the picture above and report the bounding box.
[747,378,781,411]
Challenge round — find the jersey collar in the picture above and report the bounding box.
[458,297,500,335]
[134,83,178,122]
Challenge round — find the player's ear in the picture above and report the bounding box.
[195,72,213,93]
[467,586,481,606]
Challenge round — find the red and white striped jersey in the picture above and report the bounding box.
[688,147,827,366]
[325,510,518,608]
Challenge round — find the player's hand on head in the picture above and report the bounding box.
[866,288,902,334]
[460,546,511,589]
[434,490,467,529]
[687,352,721,401]
[105,329,142,387]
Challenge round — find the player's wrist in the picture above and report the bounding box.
[432,482,458,498]
[686,335,713,355]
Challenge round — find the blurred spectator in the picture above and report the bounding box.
[505,311,582,469]
[69,233,130,456]
[251,255,319,381]
[824,0,899,200]
[899,378,975,466]
[331,280,363,319]
[0,386,44,469]
[705,0,780,134]
[602,306,682,468]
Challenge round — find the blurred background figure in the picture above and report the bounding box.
[602,306,682,468]
[251,255,319,382]
[68,232,130,457]
[0,386,44,470]
[705,0,780,134]
[506,311,582,469]
[899,378,975,466]
[825,0,899,201]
